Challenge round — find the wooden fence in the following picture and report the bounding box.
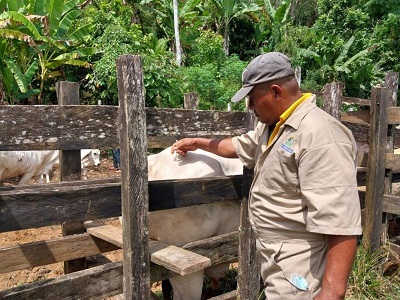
[0,55,259,299]
[317,73,400,256]
[0,55,399,299]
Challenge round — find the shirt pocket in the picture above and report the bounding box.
[262,148,299,194]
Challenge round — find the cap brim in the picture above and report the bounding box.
[231,86,254,103]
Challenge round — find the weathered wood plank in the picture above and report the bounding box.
[341,110,370,125]
[385,153,400,170]
[0,229,239,278]
[0,176,242,232]
[0,231,240,299]
[57,81,87,273]
[0,105,119,150]
[321,81,343,120]
[387,107,400,125]
[0,106,247,151]
[117,54,150,300]
[237,108,260,300]
[151,245,211,276]
[85,223,211,276]
[0,261,123,300]
[85,223,124,247]
[182,231,239,264]
[342,96,371,106]
[0,233,119,274]
[0,177,121,192]
[0,182,122,232]
[383,194,400,215]
[145,108,247,138]
[363,87,389,251]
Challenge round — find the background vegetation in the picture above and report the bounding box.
[1,0,399,109]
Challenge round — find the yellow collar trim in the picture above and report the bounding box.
[267,93,312,145]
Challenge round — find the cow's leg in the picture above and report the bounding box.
[169,270,204,300]
[204,262,231,290]
[18,172,35,185]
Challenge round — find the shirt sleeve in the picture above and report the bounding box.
[232,123,266,169]
[299,142,362,235]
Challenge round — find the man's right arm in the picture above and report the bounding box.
[171,137,238,158]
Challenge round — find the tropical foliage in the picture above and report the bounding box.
[0,0,399,108]
[0,0,98,104]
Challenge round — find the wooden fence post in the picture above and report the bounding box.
[116,55,150,299]
[321,81,344,121]
[184,92,199,109]
[237,110,260,299]
[56,81,87,273]
[381,72,399,244]
[363,86,390,252]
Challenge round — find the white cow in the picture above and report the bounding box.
[0,150,59,185]
[80,149,101,180]
[0,149,101,185]
[146,147,243,300]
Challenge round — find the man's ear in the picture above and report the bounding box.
[270,85,283,98]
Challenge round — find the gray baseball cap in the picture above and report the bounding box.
[231,52,295,102]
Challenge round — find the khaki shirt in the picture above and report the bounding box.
[232,95,362,242]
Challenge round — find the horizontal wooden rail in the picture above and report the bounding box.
[382,194,400,215]
[0,233,119,274]
[342,96,371,106]
[387,107,400,124]
[0,231,239,299]
[386,153,400,170]
[0,176,242,232]
[0,106,247,150]
[0,261,123,299]
[341,110,370,125]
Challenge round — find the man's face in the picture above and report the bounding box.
[247,84,280,125]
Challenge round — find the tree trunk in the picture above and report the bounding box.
[223,18,229,56]
[173,0,182,66]
[0,78,6,105]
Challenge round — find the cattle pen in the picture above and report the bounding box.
[0,55,399,299]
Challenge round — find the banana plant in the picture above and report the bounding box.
[298,36,370,81]
[0,0,98,104]
[204,0,260,55]
[257,0,292,53]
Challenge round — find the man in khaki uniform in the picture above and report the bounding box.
[172,52,362,299]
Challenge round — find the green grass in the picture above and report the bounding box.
[346,244,400,299]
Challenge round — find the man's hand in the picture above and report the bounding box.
[171,138,198,156]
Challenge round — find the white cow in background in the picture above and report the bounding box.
[78,149,101,180]
[0,149,101,185]
[146,147,243,300]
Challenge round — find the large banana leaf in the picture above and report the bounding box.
[0,29,36,47]
[34,0,48,15]
[4,58,28,93]
[25,60,39,84]
[62,0,82,15]
[45,58,91,69]
[48,0,64,36]
[66,24,92,44]
[56,9,82,37]
[335,36,355,66]
[0,11,42,40]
